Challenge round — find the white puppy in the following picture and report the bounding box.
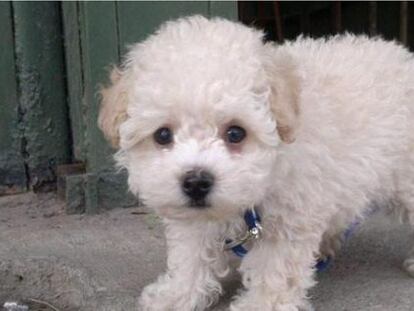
[98,16,414,311]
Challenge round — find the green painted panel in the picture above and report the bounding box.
[209,1,238,20]
[62,2,87,162]
[116,1,210,55]
[78,1,120,173]
[13,2,71,191]
[0,1,27,194]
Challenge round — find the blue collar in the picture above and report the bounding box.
[224,208,262,257]
[223,207,333,272]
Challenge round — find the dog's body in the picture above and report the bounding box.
[99,16,414,311]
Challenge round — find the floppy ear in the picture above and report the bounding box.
[264,46,301,143]
[98,67,129,148]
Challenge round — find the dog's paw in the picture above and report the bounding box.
[138,276,219,311]
[403,258,414,277]
[138,281,184,311]
[229,294,308,311]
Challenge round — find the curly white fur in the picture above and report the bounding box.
[98,16,414,311]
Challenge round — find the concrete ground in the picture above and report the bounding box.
[0,192,413,311]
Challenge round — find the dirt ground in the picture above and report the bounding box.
[1,192,414,311]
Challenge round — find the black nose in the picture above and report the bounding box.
[181,170,214,202]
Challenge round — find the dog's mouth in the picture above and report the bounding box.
[187,199,210,209]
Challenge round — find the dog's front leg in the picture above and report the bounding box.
[139,220,228,311]
[229,235,318,311]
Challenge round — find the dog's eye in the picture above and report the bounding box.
[226,126,246,144]
[154,127,173,145]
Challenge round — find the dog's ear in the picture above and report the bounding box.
[264,46,301,143]
[98,67,129,149]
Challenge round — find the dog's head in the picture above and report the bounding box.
[98,16,300,220]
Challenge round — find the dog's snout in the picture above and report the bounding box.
[181,170,214,204]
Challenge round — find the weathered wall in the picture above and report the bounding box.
[0,2,27,194]
[0,2,71,194]
[13,2,71,192]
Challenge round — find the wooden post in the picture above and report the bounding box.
[400,1,408,45]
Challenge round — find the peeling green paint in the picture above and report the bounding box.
[12,2,71,191]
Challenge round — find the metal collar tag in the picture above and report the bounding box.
[224,208,262,257]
